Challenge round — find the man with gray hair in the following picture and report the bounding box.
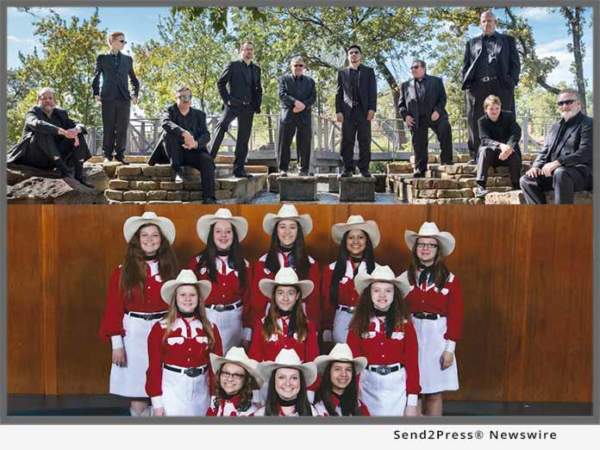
[519,89,593,204]
[7,87,92,186]
[462,10,520,163]
[276,55,317,176]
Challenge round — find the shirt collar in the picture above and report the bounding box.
[561,111,582,126]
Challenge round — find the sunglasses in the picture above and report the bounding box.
[410,65,421,70]
[177,94,192,101]
[348,51,360,55]
[118,40,127,44]
[557,99,576,106]
[293,64,305,67]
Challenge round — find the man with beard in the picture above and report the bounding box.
[148,86,216,204]
[209,41,263,178]
[519,89,593,204]
[336,44,377,178]
[7,87,92,187]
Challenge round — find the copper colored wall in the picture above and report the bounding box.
[7,204,593,402]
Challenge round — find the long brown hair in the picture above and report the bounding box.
[264,368,313,416]
[314,362,363,416]
[120,224,178,299]
[195,223,247,288]
[348,284,408,338]
[261,286,308,342]
[265,221,310,278]
[162,284,215,348]
[213,364,255,413]
[407,238,450,290]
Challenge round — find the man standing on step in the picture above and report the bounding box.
[7,87,92,187]
[398,59,453,178]
[149,86,216,204]
[277,56,317,177]
[462,10,520,164]
[92,31,140,165]
[519,89,592,204]
[336,44,377,178]
[210,41,263,178]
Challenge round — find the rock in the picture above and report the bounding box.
[215,189,233,200]
[6,163,62,186]
[130,180,159,191]
[412,178,459,189]
[189,191,203,201]
[279,176,318,201]
[99,161,121,178]
[146,190,168,201]
[7,176,103,204]
[386,162,413,174]
[142,165,173,178]
[183,181,203,190]
[485,190,524,205]
[82,165,110,191]
[160,181,184,191]
[108,179,130,190]
[115,165,143,179]
[458,178,478,188]
[123,190,146,201]
[267,173,280,193]
[105,189,124,201]
[166,191,185,201]
[437,189,468,199]
[339,176,376,202]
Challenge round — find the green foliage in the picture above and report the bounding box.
[6,9,105,147]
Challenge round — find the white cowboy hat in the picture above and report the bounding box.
[262,203,313,236]
[314,343,367,375]
[257,348,318,386]
[160,269,212,304]
[196,208,249,244]
[258,267,314,300]
[123,211,176,244]
[354,264,403,296]
[331,215,381,248]
[209,346,264,388]
[404,221,455,257]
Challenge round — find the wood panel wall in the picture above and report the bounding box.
[7,204,593,402]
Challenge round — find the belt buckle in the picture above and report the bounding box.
[144,314,155,321]
[376,366,391,376]
[482,76,490,82]
[213,304,226,312]
[184,367,202,377]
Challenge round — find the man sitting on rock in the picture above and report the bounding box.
[7,87,92,187]
[148,86,216,204]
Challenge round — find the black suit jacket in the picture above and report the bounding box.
[278,74,316,124]
[92,52,140,100]
[461,32,520,90]
[335,64,377,116]
[217,60,263,113]
[398,74,448,128]
[7,106,89,163]
[533,112,593,177]
[477,111,521,154]
[149,105,211,164]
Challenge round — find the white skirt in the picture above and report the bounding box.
[332,308,353,344]
[109,313,161,398]
[205,304,242,353]
[411,315,459,394]
[162,367,210,416]
[360,366,407,416]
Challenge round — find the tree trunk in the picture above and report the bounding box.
[374,56,407,146]
[562,7,587,114]
[266,105,274,145]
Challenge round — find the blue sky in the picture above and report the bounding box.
[6,6,594,88]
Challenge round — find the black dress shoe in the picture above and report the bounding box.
[234,171,253,178]
[412,171,425,178]
[360,171,372,178]
[115,156,130,165]
[299,171,310,176]
[474,186,489,198]
[340,171,353,178]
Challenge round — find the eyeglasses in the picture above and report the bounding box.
[416,243,438,249]
[557,99,576,106]
[177,94,192,101]
[293,64,305,67]
[220,370,245,381]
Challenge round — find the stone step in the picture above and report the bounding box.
[484,189,593,205]
[278,176,318,201]
[339,176,376,202]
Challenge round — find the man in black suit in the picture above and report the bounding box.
[209,41,263,178]
[7,87,92,187]
[277,56,317,176]
[92,31,140,164]
[335,45,377,177]
[398,59,453,177]
[474,95,522,197]
[148,87,216,204]
[520,89,593,204]
[462,10,520,163]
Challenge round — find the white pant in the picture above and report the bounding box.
[110,313,162,398]
[205,304,243,353]
[332,308,353,343]
[360,366,407,416]
[162,367,210,416]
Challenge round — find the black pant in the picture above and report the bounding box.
[165,134,215,201]
[475,146,521,188]
[519,166,592,204]
[101,99,130,160]
[340,109,371,173]
[22,133,88,177]
[277,118,312,172]
[466,81,515,159]
[411,114,453,173]
[209,105,254,174]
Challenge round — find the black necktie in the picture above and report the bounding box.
[418,267,431,286]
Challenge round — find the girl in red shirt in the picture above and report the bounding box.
[98,212,178,417]
[321,215,380,345]
[347,265,420,416]
[248,204,320,341]
[145,270,223,416]
[189,208,251,352]
[400,222,463,416]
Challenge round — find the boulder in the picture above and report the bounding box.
[7,176,104,204]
